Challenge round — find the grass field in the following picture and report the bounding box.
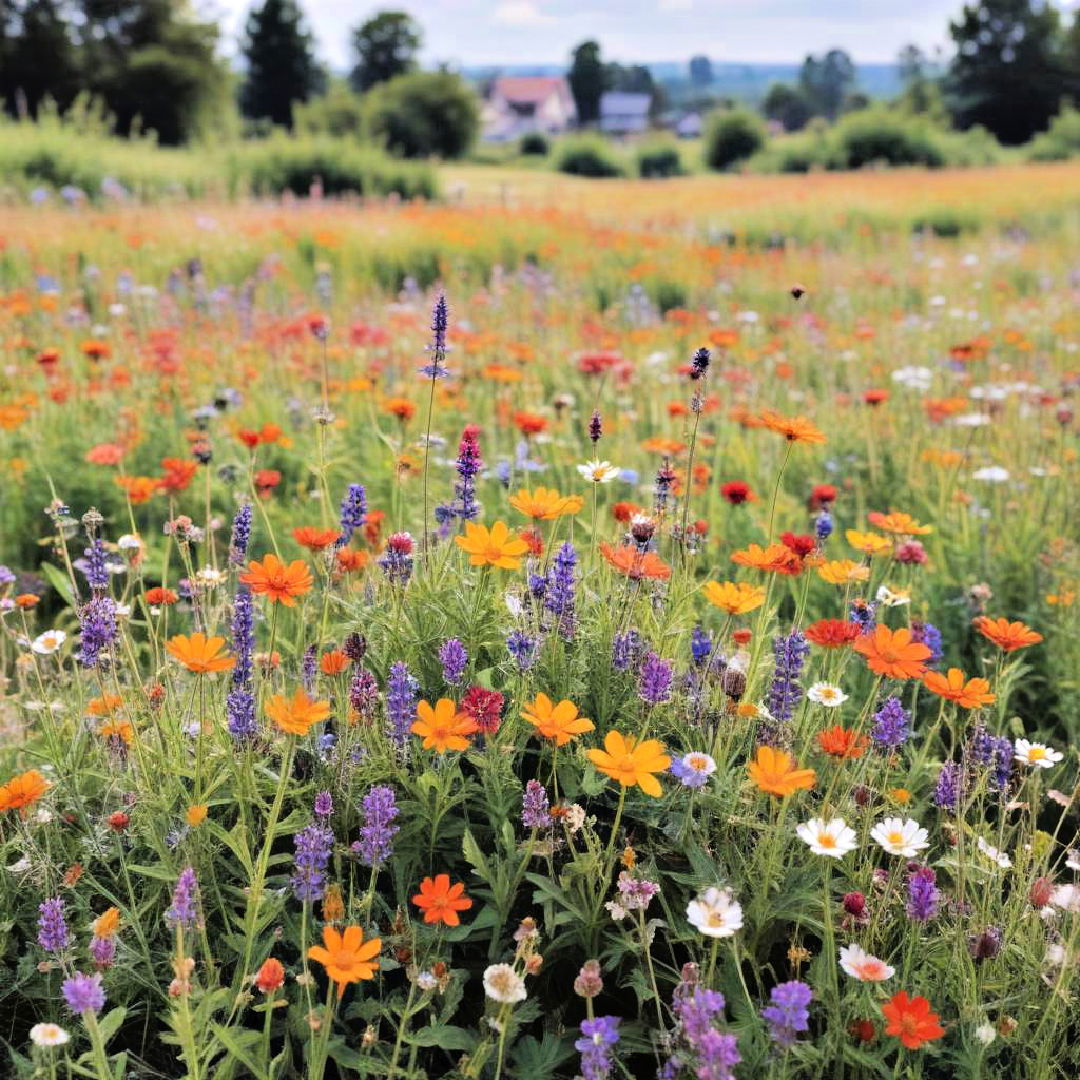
[0,161,1078,1078]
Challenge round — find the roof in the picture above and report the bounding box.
[492,76,570,105]
[600,91,651,117]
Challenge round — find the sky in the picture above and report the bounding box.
[208,0,1075,71]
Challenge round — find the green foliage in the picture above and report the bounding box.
[554,135,625,178]
[293,79,367,139]
[1027,103,1080,160]
[703,108,766,170]
[568,40,604,125]
[519,132,550,157]
[833,107,947,168]
[763,82,813,132]
[362,71,480,160]
[348,9,421,94]
[635,137,683,178]
[798,49,856,120]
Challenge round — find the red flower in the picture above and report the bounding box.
[863,389,889,406]
[809,484,838,511]
[461,686,504,734]
[160,458,199,493]
[720,481,756,505]
[849,1019,876,1044]
[882,991,945,1049]
[804,619,862,649]
[781,532,815,558]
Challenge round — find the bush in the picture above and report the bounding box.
[555,136,625,178]
[635,138,683,179]
[1027,105,1080,162]
[519,132,549,156]
[363,71,480,160]
[294,80,366,140]
[832,108,945,169]
[703,108,766,171]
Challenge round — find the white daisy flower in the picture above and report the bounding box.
[875,585,911,607]
[686,887,743,938]
[576,460,620,484]
[30,1023,69,1047]
[31,630,66,655]
[806,682,848,708]
[870,817,929,857]
[796,817,858,859]
[482,964,527,1004]
[838,943,894,982]
[976,836,1012,868]
[1050,885,1080,913]
[971,466,1009,481]
[1013,739,1062,770]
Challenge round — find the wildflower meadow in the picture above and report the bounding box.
[0,163,1078,1079]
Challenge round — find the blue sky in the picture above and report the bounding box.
[209,0,1077,70]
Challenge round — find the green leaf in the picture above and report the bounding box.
[210,1024,262,1076]
[96,1006,127,1046]
[40,561,77,608]
[462,828,492,884]
[406,1024,477,1051]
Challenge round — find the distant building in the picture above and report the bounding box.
[599,92,652,135]
[482,76,577,141]
[674,112,703,139]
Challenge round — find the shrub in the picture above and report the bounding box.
[362,71,480,160]
[519,132,550,156]
[832,108,945,169]
[555,136,625,178]
[635,138,683,179]
[703,108,766,171]
[1027,105,1080,162]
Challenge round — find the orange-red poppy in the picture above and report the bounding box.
[411,874,473,927]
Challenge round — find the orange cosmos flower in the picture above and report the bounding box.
[336,549,369,573]
[87,694,124,717]
[265,690,332,736]
[383,397,416,422]
[804,619,862,648]
[411,698,478,753]
[866,511,932,536]
[731,543,802,575]
[241,554,314,605]
[412,874,474,927]
[881,991,945,1050]
[853,626,931,680]
[599,543,672,581]
[508,487,583,521]
[99,719,133,746]
[973,616,1043,652]
[748,746,816,797]
[817,725,869,759]
[292,526,342,551]
[85,443,125,466]
[320,649,349,674]
[144,587,178,606]
[522,692,594,746]
[922,668,996,709]
[166,633,235,674]
[455,521,529,570]
[703,580,766,615]
[758,410,827,444]
[0,769,49,815]
[115,475,160,504]
[308,925,381,995]
[817,559,870,585]
[159,458,198,494]
[845,530,892,556]
[585,731,671,797]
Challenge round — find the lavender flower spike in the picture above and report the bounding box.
[165,867,201,931]
[37,897,70,953]
[354,785,400,867]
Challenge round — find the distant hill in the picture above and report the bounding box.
[462,61,903,103]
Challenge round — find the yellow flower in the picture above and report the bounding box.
[817,559,871,585]
[703,580,766,615]
[508,487,583,521]
[411,698,478,753]
[454,521,529,570]
[845,530,892,556]
[585,731,671,797]
[522,693,594,746]
[265,690,332,736]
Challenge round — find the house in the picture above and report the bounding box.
[599,92,652,135]
[674,112,703,139]
[482,76,577,142]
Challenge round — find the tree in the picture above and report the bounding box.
[895,43,947,121]
[946,0,1067,144]
[568,39,603,125]
[604,61,664,118]
[349,10,420,93]
[689,54,713,87]
[240,0,324,129]
[363,70,478,159]
[0,0,80,116]
[799,48,856,120]
[762,82,812,131]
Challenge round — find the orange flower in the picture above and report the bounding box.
[730,543,801,575]
[922,668,996,709]
[817,559,870,585]
[817,725,868,759]
[412,874,474,926]
[804,619,862,648]
[383,397,416,422]
[99,719,133,746]
[115,475,160,504]
[866,511,932,536]
[0,769,49,815]
[320,650,349,675]
[160,458,198,493]
[846,530,892,556]
[254,957,286,993]
[455,521,529,570]
[186,804,208,827]
[748,746,816,797]
[241,554,314,605]
[973,616,1043,652]
[853,626,931,680]
[92,907,120,940]
[265,690,331,736]
[87,694,123,717]
[86,443,125,466]
[292,526,342,551]
[881,991,945,1050]
[145,587,178,606]
[509,487,583,520]
[599,542,672,581]
[758,410,827,444]
[411,698,478,753]
[522,693,594,746]
[703,580,766,615]
[336,549,369,573]
[15,593,40,608]
[166,633,235,674]
[308,925,381,995]
[585,731,671,797]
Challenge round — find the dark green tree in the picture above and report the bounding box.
[0,0,79,115]
[240,0,324,129]
[689,54,713,87]
[363,70,478,159]
[947,0,1067,143]
[762,82,812,131]
[568,39,604,125]
[799,48,856,120]
[348,10,420,93]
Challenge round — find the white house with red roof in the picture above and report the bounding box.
[482,76,578,141]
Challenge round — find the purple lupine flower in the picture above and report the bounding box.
[762,631,809,743]
[301,644,317,693]
[814,510,833,542]
[90,936,116,968]
[910,619,943,668]
[342,633,367,662]
[439,639,468,685]
[871,696,910,749]
[349,669,380,720]
[419,293,450,379]
[62,972,105,1015]
[612,629,643,672]
[575,1016,620,1080]
[385,661,418,749]
[165,867,201,931]
[354,785,399,867]
[506,630,538,671]
[639,652,674,705]
[933,761,962,812]
[226,688,257,740]
[291,821,334,902]
[378,533,414,586]
[761,980,812,1047]
[967,725,1012,792]
[230,588,255,687]
[654,463,677,515]
[690,625,712,666]
[689,346,711,381]
[80,539,110,593]
[589,409,602,444]
[521,780,552,829]
[314,791,333,818]
[229,503,253,565]
[527,573,548,602]
[545,542,577,640]
[452,426,482,522]
[907,866,940,922]
[78,596,117,668]
[37,897,70,952]
[667,974,740,1080]
[337,484,367,546]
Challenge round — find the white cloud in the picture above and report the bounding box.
[492,0,555,25]
[658,0,693,9]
